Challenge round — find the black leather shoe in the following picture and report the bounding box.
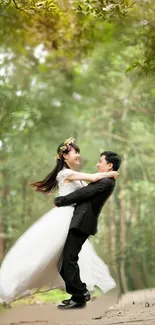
[62,290,91,305]
[58,299,86,309]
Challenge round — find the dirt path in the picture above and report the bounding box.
[0,289,155,325]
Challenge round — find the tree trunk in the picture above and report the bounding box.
[119,108,128,293]
[109,196,116,267]
[1,169,9,259]
[131,259,144,289]
[22,178,28,223]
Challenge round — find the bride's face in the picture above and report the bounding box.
[64,147,80,169]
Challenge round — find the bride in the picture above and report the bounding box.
[0,137,118,306]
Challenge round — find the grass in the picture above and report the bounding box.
[11,288,102,307]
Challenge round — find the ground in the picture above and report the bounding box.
[0,289,155,325]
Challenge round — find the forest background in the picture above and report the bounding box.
[0,0,155,299]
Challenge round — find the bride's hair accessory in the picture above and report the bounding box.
[56,137,75,160]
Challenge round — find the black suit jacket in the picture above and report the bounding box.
[55,178,115,236]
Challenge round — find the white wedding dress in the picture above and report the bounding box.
[0,168,116,305]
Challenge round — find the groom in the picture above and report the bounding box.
[54,151,121,309]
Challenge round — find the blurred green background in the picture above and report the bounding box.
[0,0,155,303]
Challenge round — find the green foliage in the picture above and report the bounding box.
[0,1,154,71]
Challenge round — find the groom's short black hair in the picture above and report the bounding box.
[101,151,121,171]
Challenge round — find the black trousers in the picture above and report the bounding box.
[60,228,89,303]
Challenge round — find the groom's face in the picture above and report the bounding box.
[96,155,113,172]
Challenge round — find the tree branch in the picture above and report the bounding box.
[12,0,19,10]
[12,0,31,15]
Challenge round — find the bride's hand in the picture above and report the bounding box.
[106,171,119,179]
[113,171,119,179]
[95,171,119,182]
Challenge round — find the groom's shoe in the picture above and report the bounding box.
[62,290,91,305]
[58,299,86,309]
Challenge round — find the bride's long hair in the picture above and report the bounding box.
[31,140,80,194]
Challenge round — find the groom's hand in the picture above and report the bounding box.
[54,196,65,207]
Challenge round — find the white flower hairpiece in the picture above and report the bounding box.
[56,137,75,160]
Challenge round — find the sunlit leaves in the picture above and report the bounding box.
[0,0,154,72]
[0,0,134,58]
